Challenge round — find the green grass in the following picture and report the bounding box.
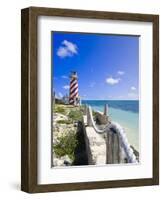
[79,105,85,113]
[92,110,97,117]
[68,110,83,121]
[53,130,78,161]
[53,106,84,163]
[57,119,72,124]
[54,105,66,114]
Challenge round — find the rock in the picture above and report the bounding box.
[95,111,110,125]
[52,105,81,166]
[54,113,68,121]
[53,155,72,167]
[63,155,72,166]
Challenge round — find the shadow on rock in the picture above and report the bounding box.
[73,121,88,165]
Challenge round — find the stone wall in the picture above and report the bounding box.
[82,116,106,165]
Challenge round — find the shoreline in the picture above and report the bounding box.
[81,100,139,114]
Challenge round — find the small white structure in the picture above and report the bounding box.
[62,94,69,104]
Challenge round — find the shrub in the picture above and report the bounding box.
[53,130,78,161]
[79,105,85,113]
[92,110,97,117]
[57,119,72,124]
[54,106,66,114]
[68,110,82,121]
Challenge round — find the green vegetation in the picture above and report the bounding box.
[53,130,78,161]
[92,110,97,117]
[57,119,72,124]
[53,105,84,162]
[68,110,83,121]
[54,105,66,114]
[79,105,85,114]
[92,110,98,121]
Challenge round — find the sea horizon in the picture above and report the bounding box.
[82,99,138,101]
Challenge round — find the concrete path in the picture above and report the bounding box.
[83,115,106,165]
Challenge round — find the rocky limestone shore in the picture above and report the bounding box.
[52,104,83,167]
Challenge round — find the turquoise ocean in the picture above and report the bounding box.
[82,100,139,151]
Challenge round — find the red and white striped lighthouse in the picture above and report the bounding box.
[69,72,79,105]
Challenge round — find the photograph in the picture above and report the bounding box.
[21,7,159,192]
[52,31,139,167]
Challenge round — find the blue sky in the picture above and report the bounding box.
[52,32,139,100]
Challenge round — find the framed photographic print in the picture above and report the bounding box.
[21,7,159,193]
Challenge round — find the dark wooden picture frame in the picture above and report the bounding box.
[21,7,159,193]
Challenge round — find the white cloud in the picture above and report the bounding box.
[63,40,77,54]
[106,77,120,85]
[131,86,136,91]
[61,75,68,79]
[117,71,125,75]
[63,85,70,90]
[57,47,70,58]
[57,40,78,58]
